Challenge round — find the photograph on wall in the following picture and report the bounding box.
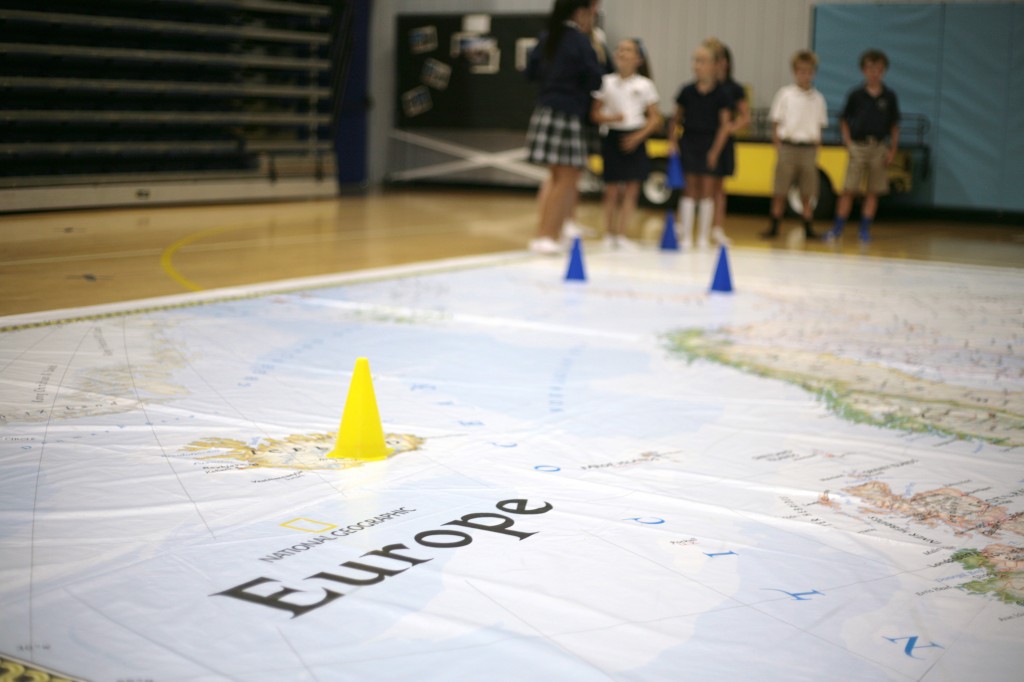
[409,25,437,54]
[449,31,474,58]
[515,37,538,72]
[460,36,500,74]
[421,58,451,90]
[461,14,491,34]
[401,85,433,117]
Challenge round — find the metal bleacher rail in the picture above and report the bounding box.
[0,0,349,212]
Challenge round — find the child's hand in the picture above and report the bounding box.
[620,131,644,152]
[706,150,719,170]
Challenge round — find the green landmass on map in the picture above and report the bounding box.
[664,329,1024,447]
[952,547,1024,606]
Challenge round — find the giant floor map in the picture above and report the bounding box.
[1,247,1022,681]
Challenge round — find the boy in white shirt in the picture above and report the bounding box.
[762,50,828,239]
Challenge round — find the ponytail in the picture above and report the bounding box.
[544,0,592,61]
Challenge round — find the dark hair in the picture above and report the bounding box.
[544,0,592,61]
[630,38,652,79]
[859,48,889,69]
[720,43,733,80]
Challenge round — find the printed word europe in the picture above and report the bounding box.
[213,498,553,617]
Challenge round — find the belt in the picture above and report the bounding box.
[782,140,816,147]
[852,136,887,144]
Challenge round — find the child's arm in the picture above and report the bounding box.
[731,97,751,136]
[771,121,781,149]
[840,119,852,148]
[590,98,624,126]
[707,107,731,170]
[887,123,900,165]
[620,103,662,152]
[667,105,683,154]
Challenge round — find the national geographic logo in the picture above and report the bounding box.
[259,507,416,563]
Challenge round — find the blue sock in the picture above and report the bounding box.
[859,216,872,238]
[831,217,846,236]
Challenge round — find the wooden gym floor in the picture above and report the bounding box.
[1,187,1021,317]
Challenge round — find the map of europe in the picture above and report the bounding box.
[1,247,1022,681]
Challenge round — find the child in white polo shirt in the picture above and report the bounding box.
[762,50,828,240]
[591,38,661,249]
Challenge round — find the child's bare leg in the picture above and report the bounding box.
[603,183,621,236]
[762,194,787,238]
[617,181,641,237]
[539,166,579,240]
[827,192,855,240]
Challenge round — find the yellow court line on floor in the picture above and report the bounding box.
[160,224,243,291]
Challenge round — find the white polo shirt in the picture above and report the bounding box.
[592,73,659,131]
[769,84,827,143]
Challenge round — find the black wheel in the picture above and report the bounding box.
[640,157,679,209]
[786,168,836,220]
[814,168,836,220]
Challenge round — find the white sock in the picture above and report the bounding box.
[678,197,695,247]
[697,198,714,246]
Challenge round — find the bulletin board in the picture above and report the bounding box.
[395,13,547,130]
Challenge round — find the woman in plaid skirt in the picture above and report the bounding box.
[525,0,604,255]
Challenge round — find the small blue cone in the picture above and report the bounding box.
[660,210,679,251]
[709,245,733,293]
[565,236,586,282]
[667,151,686,190]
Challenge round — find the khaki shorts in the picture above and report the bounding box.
[773,143,819,198]
[844,141,890,195]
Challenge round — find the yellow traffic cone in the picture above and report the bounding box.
[327,357,390,460]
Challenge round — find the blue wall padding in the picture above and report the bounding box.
[936,4,1017,211]
[1002,8,1024,211]
[813,3,1024,212]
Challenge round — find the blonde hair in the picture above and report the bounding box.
[702,37,725,60]
[791,49,819,70]
[703,37,733,79]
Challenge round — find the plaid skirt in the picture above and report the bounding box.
[526,106,590,168]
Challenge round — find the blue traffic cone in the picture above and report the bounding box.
[660,210,679,251]
[565,237,586,282]
[667,151,686,190]
[709,244,733,293]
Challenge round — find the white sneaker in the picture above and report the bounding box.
[564,220,597,240]
[615,236,641,251]
[528,237,563,255]
[563,221,583,240]
[711,226,732,246]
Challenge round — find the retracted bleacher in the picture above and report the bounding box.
[0,0,348,212]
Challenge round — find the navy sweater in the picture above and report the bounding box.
[526,25,604,119]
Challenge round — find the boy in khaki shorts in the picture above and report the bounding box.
[762,50,828,240]
[826,49,900,243]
